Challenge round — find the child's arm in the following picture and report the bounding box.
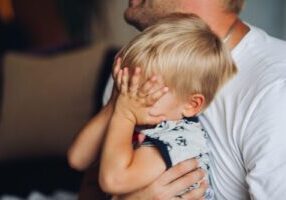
[99,67,169,194]
[99,111,167,194]
[67,59,121,171]
[67,101,114,171]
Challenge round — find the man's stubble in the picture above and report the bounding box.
[124,0,182,31]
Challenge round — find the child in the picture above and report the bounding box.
[99,13,237,199]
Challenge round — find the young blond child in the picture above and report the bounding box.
[98,13,237,199]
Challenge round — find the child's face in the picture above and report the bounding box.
[148,90,186,121]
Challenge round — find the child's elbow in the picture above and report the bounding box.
[67,149,87,171]
[99,172,125,194]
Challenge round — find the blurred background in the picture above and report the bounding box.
[0,0,285,199]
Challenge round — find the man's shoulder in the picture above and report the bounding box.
[241,25,286,62]
[233,25,286,88]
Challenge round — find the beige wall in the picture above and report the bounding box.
[91,0,139,47]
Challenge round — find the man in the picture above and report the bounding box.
[69,0,286,199]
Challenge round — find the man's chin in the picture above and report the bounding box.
[124,10,145,31]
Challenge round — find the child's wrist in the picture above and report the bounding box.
[113,108,137,125]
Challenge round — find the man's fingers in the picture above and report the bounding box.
[166,168,206,197]
[157,159,200,186]
[180,180,208,200]
[129,67,141,97]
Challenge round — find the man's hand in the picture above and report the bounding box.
[117,159,207,200]
[114,66,168,125]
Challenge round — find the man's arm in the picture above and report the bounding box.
[78,158,206,200]
[118,159,207,200]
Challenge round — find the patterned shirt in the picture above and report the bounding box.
[139,117,215,199]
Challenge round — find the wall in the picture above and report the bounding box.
[240,0,286,39]
[91,0,139,46]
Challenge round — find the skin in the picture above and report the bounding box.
[99,68,168,194]
[99,66,205,196]
[124,0,183,31]
[71,0,250,199]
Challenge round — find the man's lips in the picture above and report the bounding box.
[129,0,143,7]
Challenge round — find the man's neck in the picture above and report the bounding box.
[201,13,250,50]
[213,19,249,50]
[225,20,250,50]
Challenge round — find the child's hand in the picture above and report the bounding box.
[112,57,122,86]
[102,58,122,107]
[114,67,168,125]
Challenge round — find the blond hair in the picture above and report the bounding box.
[120,13,237,109]
[222,0,245,14]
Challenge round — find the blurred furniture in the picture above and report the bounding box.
[0,42,110,159]
[0,42,119,196]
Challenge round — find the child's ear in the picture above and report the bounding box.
[182,94,205,117]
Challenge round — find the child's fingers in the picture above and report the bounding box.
[148,115,166,125]
[147,75,165,94]
[138,76,157,97]
[121,67,129,94]
[116,69,123,90]
[112,57,122,79]
[129,67,141,97]
[146,87,169,106]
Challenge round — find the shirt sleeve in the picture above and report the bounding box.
[242,80,286,199]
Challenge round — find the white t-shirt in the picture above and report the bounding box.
[103,25,286,200]
[200,25,286,200]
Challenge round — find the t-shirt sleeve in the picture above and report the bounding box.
[242,80,286,199]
